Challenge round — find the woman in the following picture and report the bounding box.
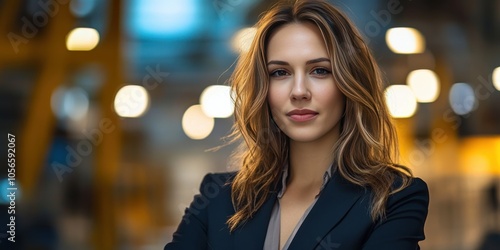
[165,0,429,249]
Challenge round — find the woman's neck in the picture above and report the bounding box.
[288,134,338,188]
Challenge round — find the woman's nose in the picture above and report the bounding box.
[290,74,311,100]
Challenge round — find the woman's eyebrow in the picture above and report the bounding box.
[267,57,331,66]
[267,60,289,66]
[306,57,330,64]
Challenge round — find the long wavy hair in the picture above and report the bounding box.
[226,0,412,231]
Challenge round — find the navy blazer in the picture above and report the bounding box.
[165,171,429,250]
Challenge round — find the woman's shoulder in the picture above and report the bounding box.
[407,177,428,192]
[386,174,429,212]
[391,174,429,195]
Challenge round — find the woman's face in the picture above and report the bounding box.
[267,22,345,144]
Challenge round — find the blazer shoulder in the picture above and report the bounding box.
[397,177,428,195]
[387,176,429,211]
[409,177,428,193]
[390,172,428,190]
[165,171,237,249]
[200,171,237,188]
[362,177,429,249]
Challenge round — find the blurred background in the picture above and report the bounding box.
[0,0,499,249]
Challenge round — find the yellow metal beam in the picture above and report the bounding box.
[0,0,22,37]
[18,1,74,199]
[93,0,123,249]
[10,1,125,248]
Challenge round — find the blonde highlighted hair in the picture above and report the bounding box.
[226,0,412,231]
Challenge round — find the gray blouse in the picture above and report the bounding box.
[263,164,334,250]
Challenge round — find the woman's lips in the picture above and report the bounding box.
[286,109,318,122]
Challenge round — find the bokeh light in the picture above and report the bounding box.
[66,28,100,51]
[114,85,150,118]
[230,27,257,53]
[449,83,475,115]
[51,86,89,121]
[407,69,440,103]
[386,27,425,54]
[385,85,418,118]
[126,0,201,39]
[493,67,500,91]
[200,85,234,118]
[70,0,97,17]
[182,105,214,140]
[0,178,21,205]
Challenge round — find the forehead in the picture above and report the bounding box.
[266,22,329,60]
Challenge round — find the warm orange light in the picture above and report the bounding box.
[459,137,500,175]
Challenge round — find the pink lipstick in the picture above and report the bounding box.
[286,109,318,122]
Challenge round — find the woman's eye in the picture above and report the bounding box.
[312,68,331,75]
[270,70,289,77]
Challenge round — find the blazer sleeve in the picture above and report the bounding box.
[164,173,215,250]
[362,178,430,250]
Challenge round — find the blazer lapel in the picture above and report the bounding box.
[288,172,366,250]
[233,191,278,250]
